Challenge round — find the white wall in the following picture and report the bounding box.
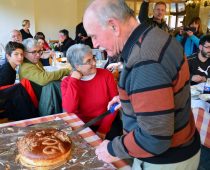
[0,0,90,46]
[0,0,35,46]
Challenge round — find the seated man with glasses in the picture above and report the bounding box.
[19,38,70,86]
[188,35,210,85]
[61,44,122,140]
[19,38,70,115]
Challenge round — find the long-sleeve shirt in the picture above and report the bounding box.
[176,34,201,57]
[107,23,200,164]
[19,59,70,86]
[0,62,16,86]
[54,38,75,56]
[61,68,118,134]
[138,1,169,32]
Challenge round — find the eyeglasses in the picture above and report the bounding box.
[203,46,210,50]
[26,50,43,55]
[81,57,96,65]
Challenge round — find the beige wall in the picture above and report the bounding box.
[0,0,90,46]
[199,6,210,33]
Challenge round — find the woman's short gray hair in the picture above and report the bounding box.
[66,44,92,70]
[22,38,39,51]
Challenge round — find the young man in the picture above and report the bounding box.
[188,35,210,85]
[0,41,38,121]
[83,0,200,169]
[138,0,169,32]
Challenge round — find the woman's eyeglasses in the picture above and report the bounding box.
[26,50,43,55]
[81,57,96,65]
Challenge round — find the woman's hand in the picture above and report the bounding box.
[96,132,106,140]
[71,70,83,80]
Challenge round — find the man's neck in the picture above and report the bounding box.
[123,18,139,43]
[198,52,208,62]
[153,17,163,24]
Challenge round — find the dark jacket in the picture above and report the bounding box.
[54,38,75,56]
[138,1,169,32]
[0,62,16,86]
[75,22,93,48]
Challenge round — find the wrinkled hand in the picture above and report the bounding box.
[192,75,206,83]
[96,131,106,140]
[107,96,121,111]
[95,140,119,163]
[71,70,83,80]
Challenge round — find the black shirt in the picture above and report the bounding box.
[188,53,210,85]
[0,62,16,86]
[20,29,33,40]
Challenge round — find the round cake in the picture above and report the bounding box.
[17,128,72,169]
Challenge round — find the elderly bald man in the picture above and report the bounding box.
[83,0,200,169]
[10,29,23,43]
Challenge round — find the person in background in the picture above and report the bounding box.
[188,36,210,170]
[0,29,23,66]
[20,19,33,40]
[34,32,51,51]
[188,35,210,86]
[176,17,204,57]
[138,0,169,32]
[0,42,24,86]
[10,29,23,43]
[0,41,38,121]
[83,0,200,169]
[61,44,122,140]
[54,29,75,56]
[75,22,93,48]
[0,43,6,66]
[19,38,70,87]
[34,32,53,66]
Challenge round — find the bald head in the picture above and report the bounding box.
[10,29,22,43]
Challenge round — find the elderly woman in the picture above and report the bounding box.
[61,44,122,140]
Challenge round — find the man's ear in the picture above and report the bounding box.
[199,44,202,51]
[107,18,120,36]
[6,54,10,61]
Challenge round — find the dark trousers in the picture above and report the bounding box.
[0,84,38,120]
[198,145,210,170]
[90,113,123,140]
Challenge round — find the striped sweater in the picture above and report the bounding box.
[107,24,200,164]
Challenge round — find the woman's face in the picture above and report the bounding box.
[190,22,199,32]
[25,22,30,29]
[38,39,45,49]
[6,48,24,68]
[77,53,97,76]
